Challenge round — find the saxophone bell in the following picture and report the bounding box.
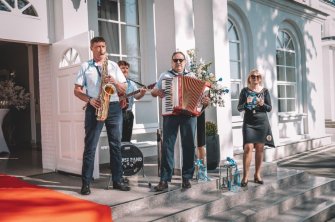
[103,83,115,95]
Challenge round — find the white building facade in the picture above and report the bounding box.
[0,0,333,175]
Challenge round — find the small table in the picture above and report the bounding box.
[0,109,9,154]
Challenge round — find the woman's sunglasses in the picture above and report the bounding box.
[251,75,261,80]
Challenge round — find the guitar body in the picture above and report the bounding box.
[122,98,130,110]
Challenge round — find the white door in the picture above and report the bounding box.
[51,32,99,178]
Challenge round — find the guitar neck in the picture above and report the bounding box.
[120,90,140,100]
[119,82,156,100]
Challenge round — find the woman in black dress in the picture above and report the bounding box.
[237,69,274,187]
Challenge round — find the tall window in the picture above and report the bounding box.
[98,0,141,81]
[276,31,296,112]
[228,19,242,116]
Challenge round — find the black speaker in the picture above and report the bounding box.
[121,142,143,176]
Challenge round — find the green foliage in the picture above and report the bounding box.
[205,121,217,136]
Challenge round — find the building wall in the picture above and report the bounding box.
[320,1,335,122]
[35,0,334,172]
[228,0,327,147]
[52,0,90,42]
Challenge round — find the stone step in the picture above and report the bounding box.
[267,190,335,222]
[233,138,332,165]
[264,136,332,162]
[111,162,277,220]
[113,167,305,222]
[153,169,307,222]
[200,175,335,221]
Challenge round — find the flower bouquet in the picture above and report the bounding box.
[187,49,229,107]
[0,80,30,110]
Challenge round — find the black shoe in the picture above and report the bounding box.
[241,181,248,187]
[182,178,191,189]
[154,181,168,192]
[80,184,91,195]
[113,181,131,191]
[254,177,264,185]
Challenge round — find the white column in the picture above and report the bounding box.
[325,46,335,121]
[212,0,233,159]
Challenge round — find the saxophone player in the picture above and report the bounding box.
[74,36,130,195]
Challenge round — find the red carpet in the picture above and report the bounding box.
[0,174,112,222]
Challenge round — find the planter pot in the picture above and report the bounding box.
[206,134,220,170]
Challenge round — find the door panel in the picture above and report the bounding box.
[51,32,99,178]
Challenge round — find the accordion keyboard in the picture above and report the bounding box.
[162,78,174,115]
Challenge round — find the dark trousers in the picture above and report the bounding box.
[197,112,206,147]
[121,110,134,142]
[82,102,123,185]
[160,115,197,181]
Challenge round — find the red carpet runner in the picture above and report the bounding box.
[0,174,112,222]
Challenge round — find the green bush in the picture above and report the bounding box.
[205,121,217,136]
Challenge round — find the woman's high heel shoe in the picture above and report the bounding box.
[240,180,248,187]
[254,177,264,185]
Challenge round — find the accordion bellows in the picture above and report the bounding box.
[162,75,210,117]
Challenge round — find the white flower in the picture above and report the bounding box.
[0,80,30,110]
[187,49,229,107]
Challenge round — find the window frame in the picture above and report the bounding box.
[228,18,243,118]
[97,0,142,81]
[276,30,298,114]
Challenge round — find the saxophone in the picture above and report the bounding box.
[96,56,116,121]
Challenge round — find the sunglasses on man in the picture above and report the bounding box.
[172,59,185,63]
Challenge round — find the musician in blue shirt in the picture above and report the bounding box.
[151,51,208,191]
[74,37,130,194]
[118,60,146,142]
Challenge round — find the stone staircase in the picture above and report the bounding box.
[111,161,335,222]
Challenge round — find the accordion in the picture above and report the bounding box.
[162,75,210,117]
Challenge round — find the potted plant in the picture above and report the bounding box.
[206,121,220,170]
[0,79,30,149]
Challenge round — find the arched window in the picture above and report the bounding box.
[228,19,242,116]
[98,0,141,81]
[0,0,38,17]
[276,31,296,113]
[59,48,81,68]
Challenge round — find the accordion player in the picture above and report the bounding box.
[162,75,211,117]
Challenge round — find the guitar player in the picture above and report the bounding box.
[117,60,147,142]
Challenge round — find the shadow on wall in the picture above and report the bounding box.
[234,1,318,136]
[71,0,82,11]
